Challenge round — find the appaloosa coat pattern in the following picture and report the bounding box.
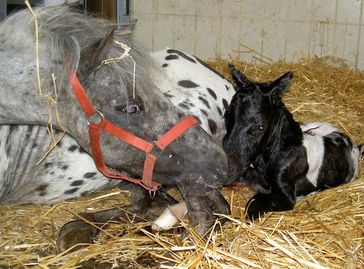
[0,7,234,239]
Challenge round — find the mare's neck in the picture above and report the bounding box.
[0,51,50,124]
[0,50,87,143]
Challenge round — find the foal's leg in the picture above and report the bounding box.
[240,166,271,194]
[246,184,297,221]
[57,183,178,252]
[246,152,307,221]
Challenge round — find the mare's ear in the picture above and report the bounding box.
[268,71,293,100]
[229,64,252,90]
[90,28,115,69]
[80,28,115,73]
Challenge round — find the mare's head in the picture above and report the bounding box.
[222,65,293,183]
[42,8,227,188]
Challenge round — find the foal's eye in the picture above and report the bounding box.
[248,123,267,135]
[257,124,266,131]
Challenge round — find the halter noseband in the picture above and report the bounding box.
[69,71,198,191]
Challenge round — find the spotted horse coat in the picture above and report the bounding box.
[0,48,234,205]
[151,48,235,139]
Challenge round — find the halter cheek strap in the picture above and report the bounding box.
[69,72,198,191]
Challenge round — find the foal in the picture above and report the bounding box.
[223,65,362,221]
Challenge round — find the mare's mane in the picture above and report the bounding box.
[0,7,157,101]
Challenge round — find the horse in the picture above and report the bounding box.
[0,47,234,204]
[0,7,232,251]
[223,65,362,221]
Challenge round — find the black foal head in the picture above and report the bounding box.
[223,65,293,183]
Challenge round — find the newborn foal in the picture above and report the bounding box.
[223,65,362,221]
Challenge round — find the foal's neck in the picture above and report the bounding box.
[268,108,303,153]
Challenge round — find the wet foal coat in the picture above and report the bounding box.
[223,65,361,220]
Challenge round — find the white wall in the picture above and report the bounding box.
[132,0,364,69]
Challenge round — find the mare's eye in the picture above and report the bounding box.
[115,100,144,114]
[123,104,140,114]
[248,123,266,135]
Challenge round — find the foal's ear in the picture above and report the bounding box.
[229,64,252,89]
[269,71,293,100]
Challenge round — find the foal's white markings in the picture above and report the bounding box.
[301,122,339,187]
[301,121,360,187]
[300,122,340,136]
[301,133,324,187]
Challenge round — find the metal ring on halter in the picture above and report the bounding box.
[87,110,104,126]
[149,190,156,199]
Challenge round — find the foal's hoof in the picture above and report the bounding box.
[245,194,268,222]
[56,220,99,253]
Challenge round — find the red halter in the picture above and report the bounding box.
[69,72,198,191]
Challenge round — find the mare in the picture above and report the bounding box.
[0,7,231,250]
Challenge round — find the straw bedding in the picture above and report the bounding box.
[0,57,363,269]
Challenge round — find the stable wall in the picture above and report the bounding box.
[131,0,364,69]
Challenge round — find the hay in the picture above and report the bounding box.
[0,57,363,268]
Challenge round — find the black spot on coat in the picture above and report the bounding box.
[81,191,89,197]
[208,119,217,135]
[217,106,223,116]
[179,103,189,109]
[162,63,168,67]
[165,54,179,60]
[222,98,229,110]
[44,162,53,168]
[84,172,97,179]
[199,96,211,109]
[200,109,208,116]
[35,184,48,192]
[178,80,199,88]
[166,49,196,63]
[68,145,78,152]
[64,188,79,195]
[71,180,84,186]
[164,92,174,98]
[61,165,69,170]
[39,191,47,197]
[207,88,217,100]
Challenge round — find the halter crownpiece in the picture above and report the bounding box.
[69,71,198,191]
